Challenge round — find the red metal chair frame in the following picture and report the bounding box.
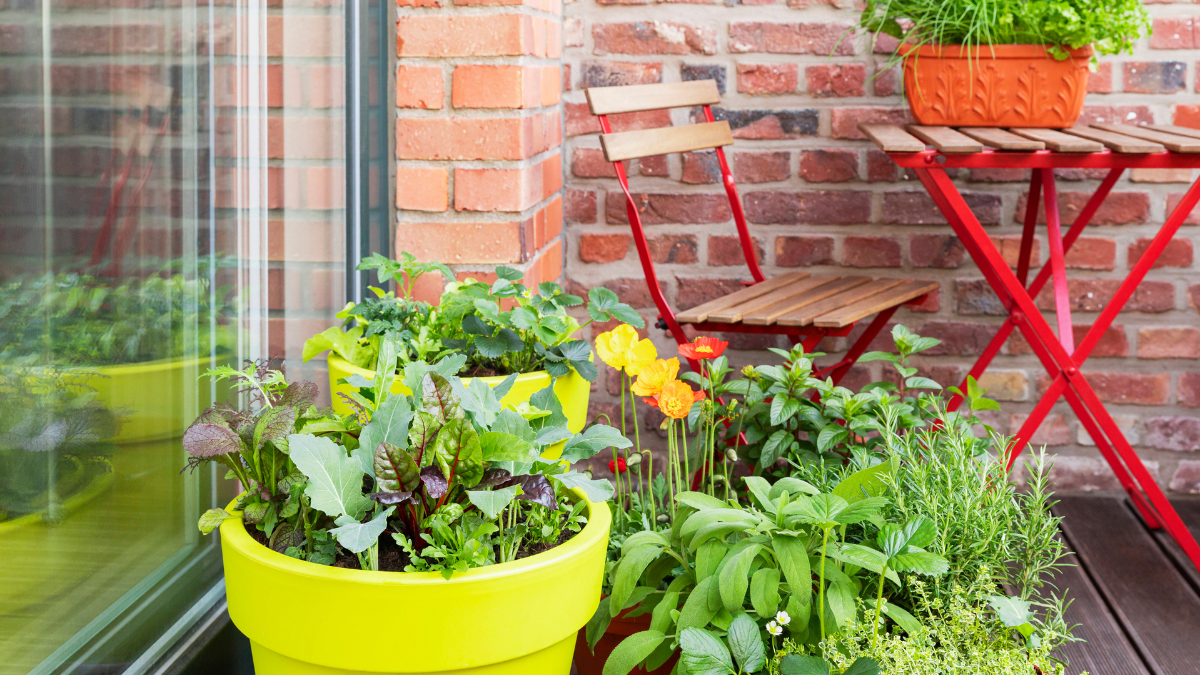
[881,146,1200,571]
[597,105,928,375]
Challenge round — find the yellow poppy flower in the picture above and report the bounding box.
[631,358,680,397]
[595,324,657,375]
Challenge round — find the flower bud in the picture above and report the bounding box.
[583,469,593,479]
[725,448,739,463]
[741,365,756,378]
[712,474,726,484]
[656,513,670,524]
[626,452,643,467]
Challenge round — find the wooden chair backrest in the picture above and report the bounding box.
[586,81,732,162]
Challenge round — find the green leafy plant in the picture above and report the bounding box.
[860,0,1150,63]
[303,252,644,382]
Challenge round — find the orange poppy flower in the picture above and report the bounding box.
[678,336,728,361]
[630,358,680,397]
[644,379,705,420]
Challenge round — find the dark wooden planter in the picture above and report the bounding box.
[574,612,678,675]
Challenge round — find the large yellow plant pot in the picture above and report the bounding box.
[220,490,611,674]
[85,356,215,444]
[327,355,592,437]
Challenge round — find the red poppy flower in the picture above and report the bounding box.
[678,336,728,361]
[643,380,706,419]
[609,458,628,474]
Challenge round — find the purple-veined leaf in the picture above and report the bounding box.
[498,474,557,510]
[194,406,235,427]
[279,381,319,411]
[421,372,462,423]
[420,465,448,499]
[408,410,444,464]
[253,405,296,450]
[477,467,512,489]
[374,441,421,493]
[183,423,243,457]
[432,417,484,488]
[370,490,413,506]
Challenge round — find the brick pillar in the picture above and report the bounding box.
[395,0,564,293]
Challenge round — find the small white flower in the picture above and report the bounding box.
[766,620,783,636]
[774,610,791,626]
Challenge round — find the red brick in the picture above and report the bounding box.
[1130,168,1194,183]
[605,192,731,224]
[728,22,855,55]
[806,64,865,97]
[1138,327,1200,359]
[1167,192,1200,225]
[682,151,720,184]
[579,60,662,87]
[1015,190,1150,225]
[910,234,965,269]
[395,166,448,212]
[398,222,529,265]
[775,236,834,267]
[1144,417,1200,452]
[1172,461,1200,494]
[736,63,799,95]
[745,191,870,224]
[1064,237,1116,270]
[1123,61,1187,94]
[1080,372,1171,406]
[1130,281,1175,312]
[397,0,440,7]
[1191,284,1200,311]
[872,68,897,97]
[578,233,631,263]
[956,279,1005,316]
[989,235,1041,268]
[397,116,541,160]
[734,152,789,183]
[1177,105,1200,129]
[1150,17,1197,49]
[1079,105,1153,126]
[708,235,761,266]
[1129,238,1193,268]
[455,155,558,212]
[1009,324,1129,358]
[831,108,909,140]
[883,191,1002,225]
[799,149,858,183]
[397,15,534,57]
[867,149,898,182]
[1034,279,1120,312]
[565,189,597,223]
[571,147,617,178]
[647,234,699,264]
[920,321,997,356]
[675,277,743,310]
[637,155,669,177]
[1181,373,1200,408]
[716,108,819,139]
[1009,413,1070,446]
[843,236,900,268]
[452,65,541,109]
[1087,62,1113,93]
[972,168,1031,183]
[564,102,671,136]
[592,22,717,55]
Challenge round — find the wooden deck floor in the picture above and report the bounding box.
[1053,495,1200,675]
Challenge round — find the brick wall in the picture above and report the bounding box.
[557,1,1200,492]
[393,0,566,294]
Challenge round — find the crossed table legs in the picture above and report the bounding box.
[912,165,1200,571]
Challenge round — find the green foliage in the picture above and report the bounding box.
[0,272,230,367]
[860,0,1150,63]
[303,253,642,383]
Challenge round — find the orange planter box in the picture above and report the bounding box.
[901,44,1093,128]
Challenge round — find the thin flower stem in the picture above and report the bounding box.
[873,565,888,649]
[819,526,831,640]
[681,423,691,492]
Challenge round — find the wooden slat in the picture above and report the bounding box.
[600,122,733,162]
[813,280,938,328]
[676,272,808,323]
[905,125,984,153]
[1062,126,1165,154]
[1091,123,1200,153]
[1057,496,1200,675]
[1049,550,1151,675]
[1152,500,1200,591]
[957,127,1045,151]
[858,123,926,153]
[776,278,904,327]
[1010,128,1104,153]
[708,276,833,324]
[741,276,870,326]
[586,80,721,116]
[1143,124,1200,142]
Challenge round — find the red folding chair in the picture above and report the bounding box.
[585,80,937,374]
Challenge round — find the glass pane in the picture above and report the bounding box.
[0,0,346,668]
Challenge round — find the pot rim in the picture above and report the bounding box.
[218,487,611,586]
[899,43,1094,59]
[328,353,555,385]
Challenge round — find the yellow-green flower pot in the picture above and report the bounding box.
[327,355,591,457]
[219,490,610,674]
[86,356,216,444]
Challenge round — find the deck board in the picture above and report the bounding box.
[1056,496,1200,675]
[1050,550,1150,675]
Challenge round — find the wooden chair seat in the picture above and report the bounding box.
[676,272,938,329]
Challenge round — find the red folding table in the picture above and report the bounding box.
[862,121,1200,571]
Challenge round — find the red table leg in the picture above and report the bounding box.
[914,166,1200,571]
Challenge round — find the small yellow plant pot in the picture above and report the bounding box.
[219,490,610,674]
[327,355,592,458]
